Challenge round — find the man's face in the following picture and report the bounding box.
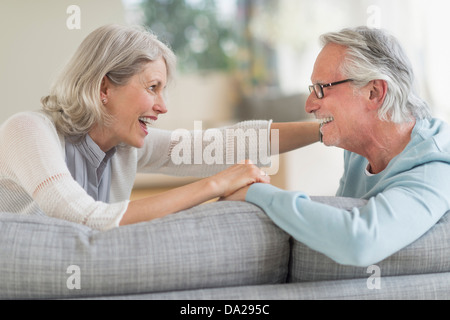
[305,43,369,150]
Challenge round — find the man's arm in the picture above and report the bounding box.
[244,168,450,267]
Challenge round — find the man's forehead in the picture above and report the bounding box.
[311,43,347,83]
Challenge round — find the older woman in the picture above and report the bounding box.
[0,24,319,231]
[225,26,450,266]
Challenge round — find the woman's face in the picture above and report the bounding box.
[92,58,168,151]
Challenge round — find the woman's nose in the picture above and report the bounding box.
[153,103,167,114]
[153,95,168,114]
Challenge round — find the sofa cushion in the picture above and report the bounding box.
[0,201,290,299]
[288,196,450,282]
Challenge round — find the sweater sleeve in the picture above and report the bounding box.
[0,112,128,230]
[136,120,273,177]
[246,164,450,267]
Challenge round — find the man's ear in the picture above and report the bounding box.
[367,79,388,110]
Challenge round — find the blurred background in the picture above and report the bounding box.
[1,0,449,196]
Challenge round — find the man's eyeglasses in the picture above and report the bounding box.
[309,79,353,99]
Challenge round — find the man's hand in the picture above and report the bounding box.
[219,185,252,202]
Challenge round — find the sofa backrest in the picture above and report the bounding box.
[0,201,289,299]
[289,197,450,282]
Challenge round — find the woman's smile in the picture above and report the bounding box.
[138,116,158,135]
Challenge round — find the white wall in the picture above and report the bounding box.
[157,72,239,131]
[0,0,126,124]
[0,0,344,195]
[283,144,344,196]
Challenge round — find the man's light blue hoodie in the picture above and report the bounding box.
[246,118,450,266]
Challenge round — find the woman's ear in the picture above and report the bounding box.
[100,75,109,105]
[368,79,388,110]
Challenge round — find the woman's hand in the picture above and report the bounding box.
[120,160,269,226]
[207,160,270,198]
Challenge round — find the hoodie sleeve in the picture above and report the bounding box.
[246,169,450,267]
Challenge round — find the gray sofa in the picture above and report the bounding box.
[1,197,449,300]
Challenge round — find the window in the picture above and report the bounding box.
[123,0,450,121]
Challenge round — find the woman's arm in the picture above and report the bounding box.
[120,121,319,225]
[119,161,270,226]
[271,121,320,154]
[137,121,320,178]
[0,112,129,230]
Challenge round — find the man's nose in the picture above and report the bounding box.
[305,91,319,114]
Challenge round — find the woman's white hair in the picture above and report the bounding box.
[320,26,431,123]
[41,24,177,136]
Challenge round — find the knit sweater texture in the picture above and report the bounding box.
[0,111,270,230]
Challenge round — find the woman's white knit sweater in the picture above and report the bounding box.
[0,111,271,231]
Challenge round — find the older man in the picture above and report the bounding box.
[225,26,450,267]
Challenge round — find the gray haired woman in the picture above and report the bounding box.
[0,24,319,230]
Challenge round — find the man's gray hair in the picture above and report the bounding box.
[320,26,431,123]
